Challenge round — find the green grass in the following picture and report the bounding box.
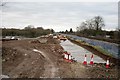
[92,46,115,58]
[72,38,115,58]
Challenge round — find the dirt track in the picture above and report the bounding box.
[2,38,119,78]
[2,38,64,78]
[33,49,58,78]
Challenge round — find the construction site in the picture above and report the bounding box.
[1,1,120,80]
[1,34,119,79]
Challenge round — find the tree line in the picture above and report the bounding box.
[76,16,119,41]
[59,28,74,34]
[2,25,54,38]
[59,16,119,43]
[76,16,105,36]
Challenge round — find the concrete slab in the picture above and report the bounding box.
[60,40,106,63]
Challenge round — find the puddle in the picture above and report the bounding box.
[60,40,106,63]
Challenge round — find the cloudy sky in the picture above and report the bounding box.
[1,2,118,32]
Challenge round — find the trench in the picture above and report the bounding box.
[60,40,106,63]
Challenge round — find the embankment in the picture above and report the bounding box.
[68,38,120,65]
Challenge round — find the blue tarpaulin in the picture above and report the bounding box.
[65,34,119,59]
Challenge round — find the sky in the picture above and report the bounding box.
[1,1,118,32]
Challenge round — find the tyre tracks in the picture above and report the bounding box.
[33,49,58,78]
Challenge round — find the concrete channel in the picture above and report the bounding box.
[60,40,106,63]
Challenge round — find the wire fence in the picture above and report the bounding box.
[65,34,119,59]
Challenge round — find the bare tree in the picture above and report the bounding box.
[76,27,80,32]
[85,19,94,30]
[79,22,87,31]
[92,16,105,30]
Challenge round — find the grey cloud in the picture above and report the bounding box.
[1,2,118,31]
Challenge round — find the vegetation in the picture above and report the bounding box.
[75,16,119,43]
[76,16,105,36]
[59,16,119,44]
[60,28,74,34]
[2,25,54,38]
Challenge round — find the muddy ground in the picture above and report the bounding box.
[2,37,119,79]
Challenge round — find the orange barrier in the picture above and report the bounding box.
[63,51,72,62]
[106,59,110,68]
[83,54,87,65]
[90,54,94,65]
